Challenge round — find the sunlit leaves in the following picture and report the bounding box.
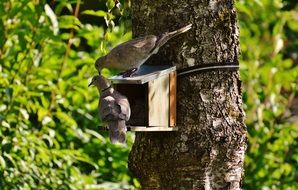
[237,0,298,189]
[58,15,82,30]
[82,10,111,18]
[0,0,134,189]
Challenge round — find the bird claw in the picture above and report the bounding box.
[121,68,138,78]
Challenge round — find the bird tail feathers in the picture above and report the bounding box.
[108,120,127,144]
[169,24,192,36]
[152,24,192,54]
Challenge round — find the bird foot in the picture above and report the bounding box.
[121,68,138,78]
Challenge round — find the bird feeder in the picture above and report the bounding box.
[109,65,177,131]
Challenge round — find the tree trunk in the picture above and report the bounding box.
[128,0,247,189]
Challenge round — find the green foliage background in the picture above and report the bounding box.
[0,0,297,189]
[0,0,136,189]
[237,0,298,189]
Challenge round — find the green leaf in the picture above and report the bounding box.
[58,15,82,30]
[55,111,77,127]
[106,0,115,10]
[82,10,107,17]
[0,155,6,169]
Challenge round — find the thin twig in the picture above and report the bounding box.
[49,0,81,110]
[58,0,81,78]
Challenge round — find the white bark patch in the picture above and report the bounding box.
[146,7,151,16]
[224,167,242,182]
[212,118,222,128]
[178,142,189,152]
[181,134,188,141]
[213,86,225,102]
[199,91,211,102]
[190,47,197,53]
[182,43,188,50]
[180,143,188,152]
[223,146,246,189]
[221,43,227,50]
[209,0,218,11]
[204,147,218,189]
[187,58,195,66]
[204,170,211,190]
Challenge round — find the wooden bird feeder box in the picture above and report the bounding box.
[109,65,177,132]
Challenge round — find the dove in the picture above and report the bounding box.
[88,75,131,144]
[95,24,192,77]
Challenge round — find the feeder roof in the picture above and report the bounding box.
[109,65,176,84]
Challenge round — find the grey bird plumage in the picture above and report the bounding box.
[89,75,131,144]
[95,24,192,77]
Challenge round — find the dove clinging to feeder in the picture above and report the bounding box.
[95,24,192,77]
[89,75,131,144]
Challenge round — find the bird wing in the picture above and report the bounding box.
[102,25,192,71]
[106,35,158,69]
[118,35,157,53]
[99,96,120,121]
[99,93,130,122]
[115,93,131,121]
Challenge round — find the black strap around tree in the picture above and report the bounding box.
[177,62,239,76]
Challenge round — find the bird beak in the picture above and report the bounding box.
[88,81,93,87]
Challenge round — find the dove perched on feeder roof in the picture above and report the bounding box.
[88,75,131,144]
[95,24,192,77]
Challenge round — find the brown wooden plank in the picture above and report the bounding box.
[148,74,169,126]
[169,71,177,127]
